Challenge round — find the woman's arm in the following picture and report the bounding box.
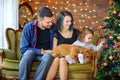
[53,37,58,48]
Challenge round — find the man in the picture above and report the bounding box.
[19,7,57,80]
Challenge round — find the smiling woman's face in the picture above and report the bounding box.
[62,16,72,30]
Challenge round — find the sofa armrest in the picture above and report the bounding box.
[2,49,17,60]
[96,51,101,60]
[0,49,4,68]
[93,51,101,78]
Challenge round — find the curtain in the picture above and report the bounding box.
[0,0,18,48]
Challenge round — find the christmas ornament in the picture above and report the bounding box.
[118,73,120,77]
[97,64,101,68]
[113,45,118,49]
[104,62,108,66]
[112,10,117,14]
[104,44,109,48]
[117,36,120,40]
[118,12,120,17]
[105,16,110,19]
[108,42,114,47]
[106,23,113,29]
[109,35,114,40]
[102,25,106,29]
[111,67,115,70]
[109,55,113,60]
[111,78,115,80]
[119,24,120,26]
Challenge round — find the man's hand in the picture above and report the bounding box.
[41,48,45,54]
[41,49,51,54]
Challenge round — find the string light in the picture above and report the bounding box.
[72,4,76,6]
[46,5,49,7]
[79,26,82,29]
[66,1,69,4]
[52,6,55,9]
[89,10,92,13]
[82,20,85,22]
[79,20,82,22]
[85,26,88,28]
[93,3,96,6]
[81,15,84,17]
[80,9,83,11]
[93,9,96,12]
[85,8,88,11]
[35,2,39,4]
[90,27,92,29]
[93,16,97,18]
[55,2,58,4]
[73,10,77,13]
[68,4,71,6]
[34,7,37,10]
[65,7,68,10]
[55,7,57,10]
[96,21,98,23]
[86,5,89,8]
[92,22,95,24]
[19,0,104,30]
[79,3,82,5]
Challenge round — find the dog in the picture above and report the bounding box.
[51,44,96,64]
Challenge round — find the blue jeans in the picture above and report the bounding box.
[19,50,54,80]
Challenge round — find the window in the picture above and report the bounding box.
[0,0,18,48]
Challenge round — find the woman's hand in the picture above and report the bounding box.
[44,50,52,53]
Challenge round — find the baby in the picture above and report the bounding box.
[65,28,105,64]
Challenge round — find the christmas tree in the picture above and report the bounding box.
[97,0,120,80]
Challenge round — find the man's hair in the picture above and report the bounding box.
[56,10,74,32]
[77,28,94,42]
[37,7,53,19]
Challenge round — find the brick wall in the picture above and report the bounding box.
[19,0,111,30]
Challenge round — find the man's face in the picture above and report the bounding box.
[39,17,53,29]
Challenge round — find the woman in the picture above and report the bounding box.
[46,11,78,80]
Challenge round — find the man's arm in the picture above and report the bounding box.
[20,23,41,55]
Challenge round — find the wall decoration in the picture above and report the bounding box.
[19,2,34,29]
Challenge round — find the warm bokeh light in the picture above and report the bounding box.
[19,0,110,30]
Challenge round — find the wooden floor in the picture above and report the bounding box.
[1,78,92,80]
[55,78,93,80]
[1,78,93,80]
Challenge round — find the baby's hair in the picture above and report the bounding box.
[77,28,94,42]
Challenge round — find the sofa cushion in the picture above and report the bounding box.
[2,59,92,79]
[2,59,40,71]
[2,58,92,71]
